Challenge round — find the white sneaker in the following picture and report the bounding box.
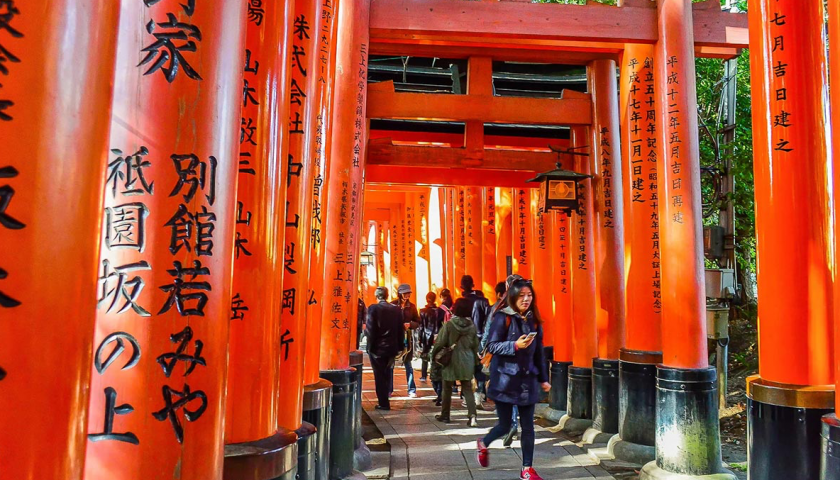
[408,392,417,398]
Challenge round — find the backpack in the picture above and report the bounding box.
[479,316,512,368]
[440,304,452,323]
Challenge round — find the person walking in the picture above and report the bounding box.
[418,292,443,382]
[458,275,491,408]
[392,284,421,397]
[431,298,480,427]
[366,287,406,411]
[475,279,550,480]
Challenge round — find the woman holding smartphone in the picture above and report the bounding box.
[475,279,550,480]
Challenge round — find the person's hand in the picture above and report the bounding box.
[541,382,551,392]
[515,335,533,350]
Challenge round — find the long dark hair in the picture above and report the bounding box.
[506,279,542,325]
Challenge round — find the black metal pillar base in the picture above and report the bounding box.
[746,375,834,480]
[321,368,357,480]
[639,366,734,480]
[567,366,593,419]
[223,428,299,480]
[296,421,317,480]
[303,379,333,480]
[349,350,371,471]
[618,350,661,448]
[822,413,840,480]
[592,358,619,434]
[550,361,572,412]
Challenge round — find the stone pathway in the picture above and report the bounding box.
[361,356,618,480]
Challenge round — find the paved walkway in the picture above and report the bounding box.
[361,356,618,480]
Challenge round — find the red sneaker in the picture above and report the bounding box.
[520,467,544,480]
[476,440,489,468]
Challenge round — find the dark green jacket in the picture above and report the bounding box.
[430,315,479,381]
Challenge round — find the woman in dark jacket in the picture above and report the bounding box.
[417,292,443,382]
[475,279,549,480]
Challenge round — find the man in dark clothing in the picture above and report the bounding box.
[392,283,421,397]
[459,275,491,407]
[357,296,367,350]
[366,286,404,410]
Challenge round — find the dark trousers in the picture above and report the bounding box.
[421,359,429,379]
[369,353,393,409]
[483,402,536,467]
[474,365,487,396]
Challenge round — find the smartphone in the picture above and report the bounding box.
[526,332,538,340]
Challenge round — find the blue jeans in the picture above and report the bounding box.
[511,405,519,431]
[390,361,416,394]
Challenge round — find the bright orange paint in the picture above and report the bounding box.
[570,127,598,369]
[552,212,574,362]
[413,190,433,297]
[389,204,403,294]
[403,200,418,296]
[496,188,514,282]
[511,188,533,279]
[831,0,840,411]
[303,0,340,385]
[0,2,119,478]
[619,44,663,355]
[455,188,467,284]
[439,187,452,290]
[589,59,626,361]
[465,187,484,287]
[748,0,833,385]
[85,0,246,478]
[482,187,498,299]
[656,0,709,369]
[320,0,371,371]
[531,189,554,346]
[226,0,293,443]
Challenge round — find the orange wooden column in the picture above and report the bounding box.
[496,187,514,281]
[0,2,119,478]
[440,187,454,290]
[831,0,840,416]
[482,187,498,298]
[619,45,662,357]
[404,200,418,295]
[303,0,339,387]
[389,204,402,293]
[376,221,388,292]
[429,188,445,292]
[589,59,626,363]
[639,1,726,476]
[745,1,835,478]
[85,0,246,478]
[464,187,483,286]
[568,126,597,420]
[551,211,573,362]
[531,189,554,346]
[414,190,432,297]
[512,188,533,279]
[455,187,467,283]
[226,0,292,450]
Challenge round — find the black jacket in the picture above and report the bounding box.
[461,290,492,339]
[417,304,443,354]
[485,306,549,405]
[366,301,404,358]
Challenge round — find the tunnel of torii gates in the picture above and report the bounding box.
[2,0,840,480]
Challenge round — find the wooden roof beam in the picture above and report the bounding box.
[367,140,560,172]
[366,164,540,188]
[369,0,748,49]
[367,84,592,125]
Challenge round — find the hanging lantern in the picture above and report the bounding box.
[527,162,591,213]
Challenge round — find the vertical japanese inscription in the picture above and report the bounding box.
[517,189,527,268]
[767,7,792,154]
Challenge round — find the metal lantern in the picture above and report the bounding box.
[360,250,375,267]
[526,162,591,213]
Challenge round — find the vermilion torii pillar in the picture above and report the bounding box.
[495,188,514,281]
[531,189,554,347]
[746,2,836,479]
[0,2,120,478]
[455,187,467,284]
[224,0,297,477]
[483,187,498,298]
[465,186,483,287]
[588,58,626,436]
[614,43,662,459]
[85,0,246,479]
[512,188,532,279]
[301,0,340,474]
[640,1,730,478]
[320,0,371,476]
[565,126,598,427]
[830,5,840,478]
[548,211,574,416]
